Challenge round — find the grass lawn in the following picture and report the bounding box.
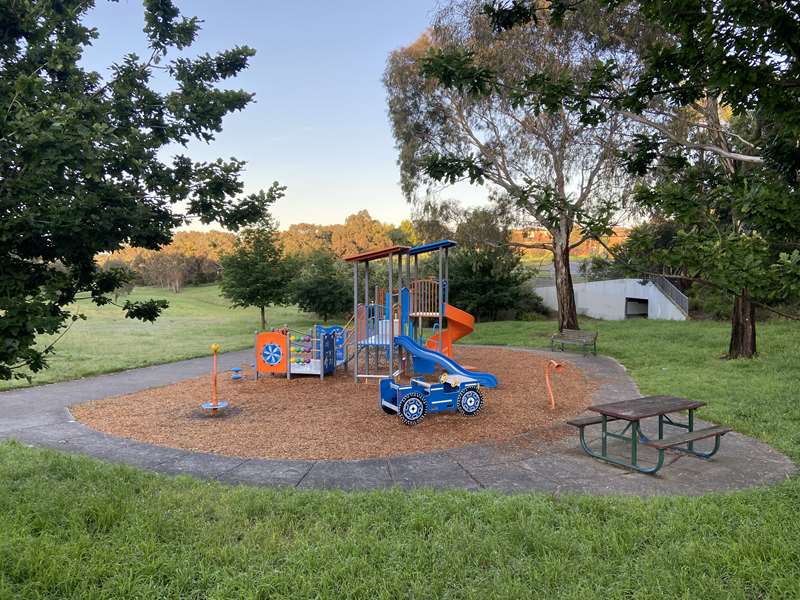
[1,298,799,598]
[0,285,320,391]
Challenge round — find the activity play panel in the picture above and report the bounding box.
[255,326,345,380]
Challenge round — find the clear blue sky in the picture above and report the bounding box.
[81,0,484,229]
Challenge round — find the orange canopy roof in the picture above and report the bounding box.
[343,245,410,263]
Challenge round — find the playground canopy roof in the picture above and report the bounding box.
[408,239,458,256]
[343,239,458,263]
[343,245,410,263]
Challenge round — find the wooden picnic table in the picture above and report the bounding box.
[567,396,731,474]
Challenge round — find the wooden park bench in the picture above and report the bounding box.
[551,328,598,354]
[567,396,731,474]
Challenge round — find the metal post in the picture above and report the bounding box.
[254,330,259,381]
[601,415,608,457]
[319,329,323,381]
[388,252,394,377]
[444,247,449,304]
[364,261,370,378]
[437,248,443,353]
[414,255,421,341]
[353,262,359,382]
[397,253,404,369]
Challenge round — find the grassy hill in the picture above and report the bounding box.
[0,285,320,391]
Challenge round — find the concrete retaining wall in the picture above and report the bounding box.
[535,278,687,321]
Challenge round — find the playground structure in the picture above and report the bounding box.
[248,239,497,423]
[74,344,597,461]
[253,325,348,380]
[345,240,496,384]
[344,240,497,422]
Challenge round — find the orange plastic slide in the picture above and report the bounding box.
[425,304,475,357]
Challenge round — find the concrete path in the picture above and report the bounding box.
[0,348,794,495]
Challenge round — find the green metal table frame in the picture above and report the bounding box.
[576,409,722,475]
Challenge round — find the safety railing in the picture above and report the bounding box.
[410,278,440,316]
[642,274,689,316]
[356,303,396,346]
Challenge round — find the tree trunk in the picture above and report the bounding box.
[552,235,579,331]
[260,306,266,331]
[729,288,756,358]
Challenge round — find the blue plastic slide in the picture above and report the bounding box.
[394,335,498,388]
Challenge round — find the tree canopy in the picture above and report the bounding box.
[219,219,291,330]
[290,250,353,322]
[448,208,531,321]
[424,0,800,176]
[280,211,395,258]
[1,0,281,379]
[385,0,639,330]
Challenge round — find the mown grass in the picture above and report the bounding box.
[1,302,799,597]
[1,441,798,599]
[0,285,319,391]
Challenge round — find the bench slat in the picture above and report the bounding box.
[566,414,620,428]
[554,329,597,338]
[552,331,597,343]
[551,329,598,355]
[644,426,731,450]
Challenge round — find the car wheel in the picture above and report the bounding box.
[457,388,483,417]
[399,392,426,426]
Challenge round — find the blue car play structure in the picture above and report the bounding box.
[378,335,495,426]
[380,373,485,426]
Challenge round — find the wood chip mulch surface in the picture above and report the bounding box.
[72,347,596,460]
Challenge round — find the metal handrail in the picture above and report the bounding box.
[643,274,689,315]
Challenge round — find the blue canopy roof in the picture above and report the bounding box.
[407,239,458,256]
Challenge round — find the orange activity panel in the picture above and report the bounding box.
[256,331,288,374]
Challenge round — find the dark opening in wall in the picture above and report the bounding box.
[625,297,648,319]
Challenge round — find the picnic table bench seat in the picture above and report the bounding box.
[566,414,619,428]
[551,329,597,354]
[643,425,731,450]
